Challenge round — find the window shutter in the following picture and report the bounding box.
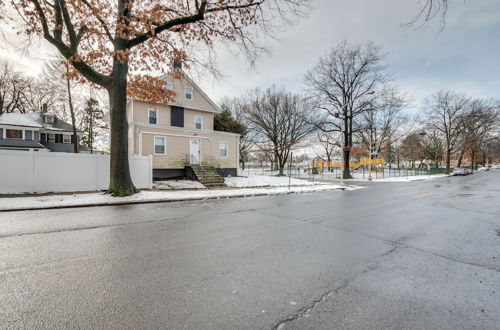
[25,130,32,141]
[171,106,184,127]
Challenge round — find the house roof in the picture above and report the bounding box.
[157,69,221,113]
[0,111,81,132]
[0,139,47,149]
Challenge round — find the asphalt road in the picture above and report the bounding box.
[1,170,499,329]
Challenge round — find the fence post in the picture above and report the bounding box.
[31,150,36,193]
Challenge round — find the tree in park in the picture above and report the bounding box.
[81,98,104,154]
[0,0,308,196]
[305,42,390,179]
[425,90,469,174]
[242,86,315,176]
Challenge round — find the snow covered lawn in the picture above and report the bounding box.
[154,180,206,190]
[368,174,449,182]
[0,184,357,211]
[225,175,322,188]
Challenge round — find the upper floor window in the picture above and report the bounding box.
[154,136,166,155]
[185,87,193,101]
[6,129,22,139]
[148,109,158,124]
[194,116,203,130]
[219,141,228,157]
[164,83,173,91]
[43,114,54,125]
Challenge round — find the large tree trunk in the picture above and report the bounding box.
[445,150,451,174]
[342,148,352,179]
[107,67,137,196]
[457,150,464,167]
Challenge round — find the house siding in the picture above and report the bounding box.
[134,125,238,170]
[132,100,214,130]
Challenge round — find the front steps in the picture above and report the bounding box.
[188,165,226,187]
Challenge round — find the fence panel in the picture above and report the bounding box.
[0,150,152,194]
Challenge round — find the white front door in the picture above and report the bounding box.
[189,138,200,165]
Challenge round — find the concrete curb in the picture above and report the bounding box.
[0,186,349,212]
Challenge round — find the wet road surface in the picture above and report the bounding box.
[1,170,499,329]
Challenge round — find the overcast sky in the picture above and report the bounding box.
[1,0,499,109]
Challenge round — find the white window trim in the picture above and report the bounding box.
[184,87,193,101]
[48,133,55,143]
[63,134,71,144]
[194,115,203,130]
[5,128,24,140]
[148,108,158,124]
[219,141,228,157]
[154,135,166,155]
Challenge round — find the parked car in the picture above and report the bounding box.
[452,166,472,176]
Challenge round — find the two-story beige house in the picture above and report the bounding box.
[127,70,240,179]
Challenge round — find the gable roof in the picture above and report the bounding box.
[158,69,221,113]
[0,111,81,132]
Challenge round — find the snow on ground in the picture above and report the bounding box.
[364,174,449,182]
[313,171,449,182]
[0,184,357,211]
[225,175,322,188]
[154,180,206,190]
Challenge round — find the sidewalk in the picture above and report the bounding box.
[0,184,360,212]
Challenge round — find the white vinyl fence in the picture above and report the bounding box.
[0,150,152,194]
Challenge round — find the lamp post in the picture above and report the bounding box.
[336,91,375,184]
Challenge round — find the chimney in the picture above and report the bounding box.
[42,103,48,112]
[173,61,182,70]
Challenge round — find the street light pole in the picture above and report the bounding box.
[368,134,373,181]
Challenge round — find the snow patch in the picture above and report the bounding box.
[154,180,206,190]
[225,175,322,188]
[0,185,355,211]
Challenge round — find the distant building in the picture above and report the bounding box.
[0,110,83,152]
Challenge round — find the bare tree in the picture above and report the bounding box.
[425,90,469,173]
[41,58,82,153]
[421,129,444,168]
[459,99,499,169]
[356,87,408,158]
[316,132,338,163]
[0,61,32,114]
[243,86,315,175]
[219,97,257,171]
[305,41,388,178]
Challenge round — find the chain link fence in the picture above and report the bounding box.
[239,162,450,180]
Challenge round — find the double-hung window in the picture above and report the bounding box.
[148,109,158,124]
[63,134,71,143]
[5,129,23,139]
[219,141,228,157]
[154,136,166,155]
[184,87,193,101]
[48,133,55,143]
[194,116,203,130]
